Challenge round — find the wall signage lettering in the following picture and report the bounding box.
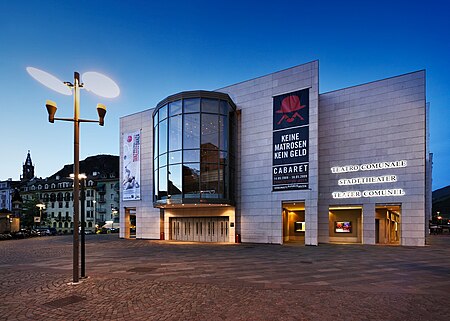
[331,160,407,199]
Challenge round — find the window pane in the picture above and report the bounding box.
[153,112,158,127]
[159,119,167,155]
[154,169,158,199]
[169,151,182,164]
[219,151,227,164]
[183,113,200,149]
[168,164,182,197]
[159,104,168,121]
[183,163,200,197]
[184,98,200,113]
[219,115,227,151]
[169,100,182,116]
[183,149,199,163]
[201,149,219,164]
[158,166,168,199]
[169,115,182,151]
[218,164,225,197]
[201,113,218,149]
[219,100,229,115]
[201,98,218,113]
[200,163,219,198]
[159,154,167,168]
[153,124,158,159]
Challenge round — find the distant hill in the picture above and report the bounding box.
[49,154,119,179]
[432,185,450,217]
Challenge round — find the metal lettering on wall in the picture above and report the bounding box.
[272,89,309,191]
[331,160,407,199]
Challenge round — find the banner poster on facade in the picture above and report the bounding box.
[272,88,309,191]
[122,130,141,201]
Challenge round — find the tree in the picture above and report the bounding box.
[21,195,46,229]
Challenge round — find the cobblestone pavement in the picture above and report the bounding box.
[1,235,450,321]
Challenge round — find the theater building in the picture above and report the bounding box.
[119,60,432,246]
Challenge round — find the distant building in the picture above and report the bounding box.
[0,179,21,211]
[16,153,119,233]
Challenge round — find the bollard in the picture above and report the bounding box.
[235,234,241,243]
[160,232,165,240]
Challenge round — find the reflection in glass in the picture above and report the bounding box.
[154,124,158,159]
[183,149,199,163]
[169,151,182,164]
[201,149,219,165]
[153,112,158,127]
[184,114,200,149]
[168,165,182,197]
[154,169,158,199]
[201,113,218,149]
[202,98,218,113]
[184,98,200,113]
[218,164,225,197]
[183,163,200,197]
[169,100,182,116]
[219,151,227,164]
[159,119,167,155]
[153,92,235,205]
[169,115,182,151]
[159,104,168,120]
[219,115,227,151]
[200,163,219,198]
[159,166,168,199]
[159,154,167,168]
[219,100,229,115]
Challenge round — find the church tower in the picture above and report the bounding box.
[22,150,35,181]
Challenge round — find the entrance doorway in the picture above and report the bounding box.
[124,208,136,239]
[282,201,305,244]
[170,217,229,242]
[375,204,401,245]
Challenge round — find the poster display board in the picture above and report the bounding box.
[122,131,141,201]
[272,89,309,191]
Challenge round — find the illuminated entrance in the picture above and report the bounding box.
[375,204,401,245]
[282,201,305,244]
[170,217,229,242]
[328,206,362,244]
[124,208,136,239]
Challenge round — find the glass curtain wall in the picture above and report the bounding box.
[153,92,235,206]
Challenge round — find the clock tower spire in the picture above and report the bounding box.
[22,150,35,181]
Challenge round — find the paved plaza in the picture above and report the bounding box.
[1,235,450,321]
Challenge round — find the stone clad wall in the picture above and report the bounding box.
[119,109,161,239]
[318,71,427,246]
[219,61,319,245]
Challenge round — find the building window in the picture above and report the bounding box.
[152,91,236,207]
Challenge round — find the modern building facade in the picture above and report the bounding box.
[120,61,431,246]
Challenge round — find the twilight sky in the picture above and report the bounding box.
[0,0,449,190]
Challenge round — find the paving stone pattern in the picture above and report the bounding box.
[1,235,450,320]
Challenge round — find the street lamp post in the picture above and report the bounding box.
[36,203,45,227]
[27,67,119,284]
[71,173,87,278]
[80,175,86,278]
[93,200,97,233]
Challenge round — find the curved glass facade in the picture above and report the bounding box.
[153,91,236,207]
